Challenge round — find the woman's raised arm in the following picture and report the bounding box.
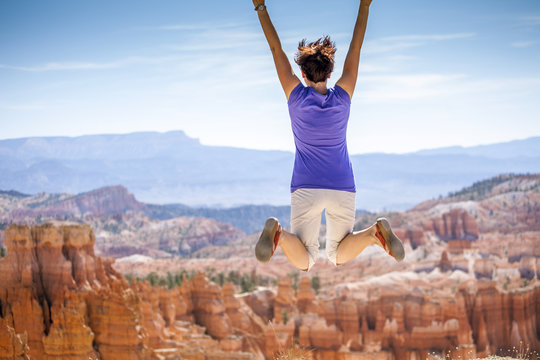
[253,0,300,100]
[336,0,372,98]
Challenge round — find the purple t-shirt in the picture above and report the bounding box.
[287,82,356,193]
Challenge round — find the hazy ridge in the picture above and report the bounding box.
[1,131,539,211]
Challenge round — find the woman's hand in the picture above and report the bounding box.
[252,0,265,7]
[360,0,372,6]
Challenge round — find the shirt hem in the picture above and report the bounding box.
[290,185,356,193]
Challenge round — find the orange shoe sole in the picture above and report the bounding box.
[376,217,405,262]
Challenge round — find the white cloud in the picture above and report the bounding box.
[380,33,475,42]
[521,15,540,26]
[2,19,537,155]
[0,55,185,72]
[0,21,266,73]
[356,73,540,103]
[358,64,391,73]
[357,73,467,102]
[154,22,249,31]
[0,102,50,111]
[511,40,536,48]
[166,31,261,52]
[0,62,119,72]
[364,32,475,55]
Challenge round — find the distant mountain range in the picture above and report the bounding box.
[414,137,540,158]
[0,185,291,235]
[1,131,539,210]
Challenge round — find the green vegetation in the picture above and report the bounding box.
[288,271,299,291]
[353,213,379,231]
[0,247,7,258]
[352,212,401,232]
[0,190,30,198]
[125,268,272,293]
[447,173,533,201]
[429,343,538,360]
[281,309,289,325]
[204,267,272,292]
[503,276,510,291]
[481,340,538,360]
[146,203,292,234]
[26,194,64,209]
[126,269,322,295]
[310,276,321,294]
[102,222,122,234]
[125,269,196,288]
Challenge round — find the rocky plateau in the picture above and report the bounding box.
[0,173,539,359]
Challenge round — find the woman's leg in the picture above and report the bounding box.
[335,224,379,265]
[255,189,323,271]
[279,230,310,271]
[324,189,363,266]
[288,189,324,271]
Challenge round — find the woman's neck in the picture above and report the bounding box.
[305,79,328,95]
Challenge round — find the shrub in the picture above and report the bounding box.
[311,276,321,294]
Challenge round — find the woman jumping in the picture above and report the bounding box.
[253,0,405,271]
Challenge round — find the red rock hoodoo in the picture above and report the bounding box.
[0,224,261,360]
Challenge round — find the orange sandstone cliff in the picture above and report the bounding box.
[0,223,262,360]
[251,275,540,360]
[1,221,539,360]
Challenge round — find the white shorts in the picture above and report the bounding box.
[290,188,356,271]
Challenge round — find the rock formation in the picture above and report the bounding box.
[296,277,318,314]
[0,186,247,259]
[2,221,539,360]
[2,174,540,360]
[0,224,148,359]
[439,250,452,272]
[0,223,263,360]
[4,186,144,223]
[190,273,233,340]
[247,274,539,360]
[429,209,479,242]
[239,289,275,323]
[223,282,264,335]
[0,319,30,360]
[394,227,426,249]
[273,278,296,325]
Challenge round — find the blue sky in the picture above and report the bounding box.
[1,0,539,154]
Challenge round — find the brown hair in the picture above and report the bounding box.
[294,36,336,83]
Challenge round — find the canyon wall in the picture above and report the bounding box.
[1,223,538,360]
[0,223,261,360]
[252,276,540,360]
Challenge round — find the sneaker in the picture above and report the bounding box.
[375,217,405,262]
[255,217,282,263]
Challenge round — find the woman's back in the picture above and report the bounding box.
[253,0,403,273]
[288,83,355,193]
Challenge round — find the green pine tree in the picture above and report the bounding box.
[282,309,289,325]
[311,276,321,294]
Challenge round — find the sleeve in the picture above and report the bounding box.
[334,85,351,104]
[287,82,305,106]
